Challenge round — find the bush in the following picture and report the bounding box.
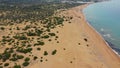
[0,27,5,30]
[37,48,41,51]
[52,50,57,55]
[2,52,11,62]
[35,29,43,36]
[0,54,2,59]
[27,31,36,36]
[22,61,29,67]
[33,56,38,60]
[44,51,48,56]
[34,41,44,46]
[13,64,21,68]
[84,38,88,42]
[4,63,9,67]
[42,35,49,39]
[25,57,30,61]
[13,35,27,40]
[10,57,18,61]
[0,66,3,68]
[40,60,43,62]
[48,33,56,36]
[17,27,20,30]
[17,55,24,59]
[19,35,27,40]
[16,48,32,54]
[23,25,31,30]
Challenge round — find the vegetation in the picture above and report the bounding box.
[0,66,3,68]
[0,27,5,30]
[33,56,38,60]
[0,0,85,67]
[37,48,41,51]
[24,57,30,62]
[17,55,24,59]
[52,50,57,55]
[13,64,21,68]
[84,38,88,42]
[44,51,48,56]
[4,63,9,67]
[22,61,29,66]
[0,2,83,25]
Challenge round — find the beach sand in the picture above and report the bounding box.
[27,4,120,68]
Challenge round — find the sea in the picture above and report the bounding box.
[83,0,120,55]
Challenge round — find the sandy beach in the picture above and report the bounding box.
[0,4,120,68]
[27,4,120,68]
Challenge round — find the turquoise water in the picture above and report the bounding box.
[83,0,120,54]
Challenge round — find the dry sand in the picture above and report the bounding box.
[27,4,120,68]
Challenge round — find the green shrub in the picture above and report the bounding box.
[84,38,88,42]
[0,54,2,59]
[52,50,57,55]
[27,31,36,36]
[44,51,48,56]
[13,35,27,40]
[48,39,52,41]
[48,33,56,36]
[35,29,43,36]
[22,61,29,67]
[17,27,20,30]
[34,41,45,46]
[0,66,3,68]
[0,27,5,30]
[23,25,31,30]
[16,48,32,54]
[13,64,21,68]
[33,56,38,60]
[19,35,27,40]
[10,57,18,61]
[17,55,24,59]
[42,35,49,39]
[38,41,45,45]
[40,60,43,62]
[24,57,30,61]
[37,48,41,51]
[2,52,11,62]
[4,63,9,67]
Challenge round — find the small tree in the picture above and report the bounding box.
[44,51,48,56]
[52,50,57,55]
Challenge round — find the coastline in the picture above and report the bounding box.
[80,4,120,67]
[27,4,120,68]
[69,4,120,68]
[82,7,120,57]
[0,2,120,68]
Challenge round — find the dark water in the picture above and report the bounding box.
[83,0,120,54]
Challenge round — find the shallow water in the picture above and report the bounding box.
[83,0,120,54]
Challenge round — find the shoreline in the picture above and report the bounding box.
[82,3,120,57]
[74,4,120,67]
[82,8,120,57]
[84,15,120,57]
